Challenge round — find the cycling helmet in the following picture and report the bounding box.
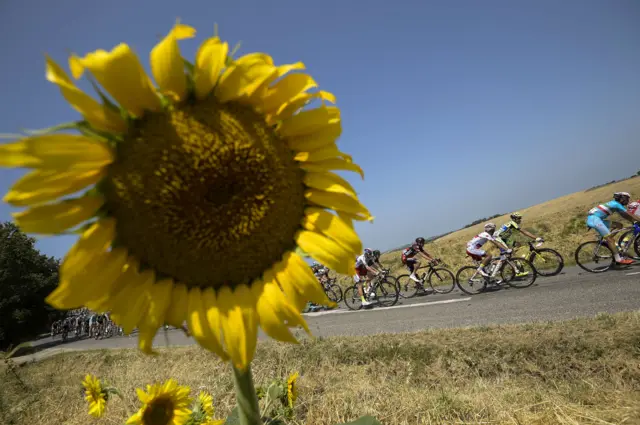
[510,212,522,222]
[484,223,496,232]
[373,249,381,258]
[364,248,373,257]
[614,192,631,204]
[415,237,426,246]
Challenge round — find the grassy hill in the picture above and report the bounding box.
[334,176,640,287]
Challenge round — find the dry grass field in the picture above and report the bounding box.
[2,311,640,425]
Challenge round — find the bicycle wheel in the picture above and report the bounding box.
[328,283,343,303]
[324,286,341,304]
[455,266,487,295]
[502,258,537,288]
[575,240,614,273]
[371,280,398,307]
[529,248,564,277]
[427,267,456,294]
[343,286,363,311]
[618,230,640,260]
[395,275,421,298]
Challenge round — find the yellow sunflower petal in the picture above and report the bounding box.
[278,106,340,138]
[13,195,104,234]
[304,189,371,219]
[216,53,276,103]
[218,285,258,370]
[4,168,105,207]
[138,278,174,354]
[249,62,306,102]
[300,157,364,179]
[70,44,162,116]
[61,218,115,277]
[201,288,228,360]
[295,230,354,275]
[275,252,332,310]
[303,172,357,197]
[45,56,126,133]
[253,274,310,343]
[47,248,127,309]
[81,250,131,311]
[187,287,229,360]
[258,74,317,113]
[109,270,153,334]
[165,283,189,328]
[302,208,362,254]
[294,144,341,162]
[286,121,342,152]
[150,23,195,101]
[0,135,113,170]
[194,37,229,99]
[268,91,336,125]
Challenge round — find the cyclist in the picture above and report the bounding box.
[495,212,544,277]
[371,250,384,270]
[401,237,436,283]
[619,199,640,253]
[354,248,382,306]
[586,192,637,265]
[466,223,512,277]
[313,263,331,285]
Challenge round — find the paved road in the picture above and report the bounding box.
[13,264,640,363]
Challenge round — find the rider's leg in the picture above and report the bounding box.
[408,260,421,282]
[591,216,631,263]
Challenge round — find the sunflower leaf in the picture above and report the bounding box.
[266,383,283,402]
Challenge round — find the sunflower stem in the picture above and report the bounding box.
[232,365,263,425]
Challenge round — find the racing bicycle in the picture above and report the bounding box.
[512,240,564,277]
[456,250,537,295]
[343,270,399,310]
[395,258,456,298]
[320,277,344,304]
[575,222,640,273]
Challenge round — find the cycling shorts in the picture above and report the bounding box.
[586,215,611,237]
[404,257,418,272]
[355,265,368,277]
[466,248,486,261]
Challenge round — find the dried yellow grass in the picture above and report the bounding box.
[2,311,640,425]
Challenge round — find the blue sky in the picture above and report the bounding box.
[1,0,639,259]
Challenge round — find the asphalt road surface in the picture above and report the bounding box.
[14,264,640,363]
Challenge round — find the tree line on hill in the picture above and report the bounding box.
[0,222,62,350]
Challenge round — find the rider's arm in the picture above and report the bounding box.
[490,238,510,251]
[419,250,435,262]
[365,264,380,275]
[519,228,539,239]
[620,210,640,223]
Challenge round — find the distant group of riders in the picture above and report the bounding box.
[50,308,123,342]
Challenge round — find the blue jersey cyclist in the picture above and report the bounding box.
[586,192,638,265]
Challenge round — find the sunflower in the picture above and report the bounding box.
[127,379,192,425]
[287,372,299,408]
[0,22,371,370]
[82,374,107,418]
[196,391,215,419]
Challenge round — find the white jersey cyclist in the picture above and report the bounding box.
[466,231,496,259]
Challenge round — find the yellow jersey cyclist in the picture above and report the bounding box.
[586,192,639,265]
[495,212,543,277]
